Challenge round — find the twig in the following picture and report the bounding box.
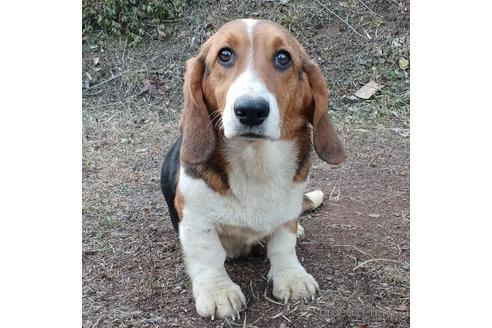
[161,17,185,23]
[357,0,381,17]
[328,186,336,200]
[263,288,284,305]
[333,244,373,258]
[83,72,125,92]
[313,0,368,40]
[92,315,103,328]
[271,312,283,319]
[353,258,408,271]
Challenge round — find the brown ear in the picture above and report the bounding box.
[303,59,346,165]
[179,56,216,164]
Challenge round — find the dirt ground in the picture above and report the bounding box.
[82,1,410,327]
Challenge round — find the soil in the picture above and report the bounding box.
[82,1,409,327]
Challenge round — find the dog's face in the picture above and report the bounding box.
[179,19,345,165]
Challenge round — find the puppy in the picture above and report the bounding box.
[161,19,345,319]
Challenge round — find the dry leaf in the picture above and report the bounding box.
[368,213,380,218]
[357,325,369,328]
[399,57,409,70]
[93,57,100,66]
[85,72,93,82]
[158,24,167,40]
[139,79,169,96]
[355,80,383,100]
[390,127,410,138]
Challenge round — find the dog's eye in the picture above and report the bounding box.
[217,48,234,65]
[274,50,292,70]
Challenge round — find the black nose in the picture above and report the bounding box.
[234,97,270,127]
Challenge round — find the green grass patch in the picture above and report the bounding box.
[94,217,119,239]
[83,0,188,46]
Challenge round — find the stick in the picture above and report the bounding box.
[83,72,125,92]
[263,288,284,305]
[358,0,381,17]
[313,0,367,40]
[333,244,373,258]
[353,258,408,271]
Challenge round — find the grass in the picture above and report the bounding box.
[82,205,111,217]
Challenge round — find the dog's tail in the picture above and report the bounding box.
[302,190,324,213]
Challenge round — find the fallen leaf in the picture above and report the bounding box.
[399,57,409,69]
[354,80,383,100]
[395,304,407,311]
[368,213,380,218]
[93,57,100,66]
[157,24,167,40]
[139,79,169,96]
[390,127,410,138]
[357,325,369,328]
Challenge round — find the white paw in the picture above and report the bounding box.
[268,267,319,302]
[296,224,305,239]
[193,278,247,320]
[305,190,324,209]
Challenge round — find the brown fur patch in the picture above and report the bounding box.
[179,56,217,165]
[216,224,268,258]
[182,145,231,196]
[293,125,312,182]
[282,218,299,234]
[302,60,346,165]
[174,187,184,220]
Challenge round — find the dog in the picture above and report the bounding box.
[160,19,345,319]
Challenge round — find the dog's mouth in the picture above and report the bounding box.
[239,133,266,139]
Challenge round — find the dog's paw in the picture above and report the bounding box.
[193,278,247,320]
[268,267,319,302]
[296,224,305,239]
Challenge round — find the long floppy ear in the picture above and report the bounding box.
[179,55,216,164]
[303,59,346,165]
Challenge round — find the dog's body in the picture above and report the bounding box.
[161,19,345,319]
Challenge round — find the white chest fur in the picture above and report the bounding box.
[179,139,307,234]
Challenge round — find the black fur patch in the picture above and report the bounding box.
[160,137,182,233]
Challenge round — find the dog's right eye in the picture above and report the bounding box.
[217,48,234,66]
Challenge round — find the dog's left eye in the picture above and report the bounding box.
[217,48,234,66]
[274,50,292,70]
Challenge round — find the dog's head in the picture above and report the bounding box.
[179,19,345,165]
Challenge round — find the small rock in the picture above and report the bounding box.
[399,57,409,69]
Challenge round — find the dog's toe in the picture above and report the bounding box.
[194,279,246,319]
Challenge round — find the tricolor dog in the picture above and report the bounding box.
[161,19,345,319]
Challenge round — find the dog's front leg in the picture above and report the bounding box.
[267,219,319,302]
[180,220,246,320]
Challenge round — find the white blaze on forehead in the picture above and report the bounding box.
[241,19,258,40]
[241,19,257,66]
[222,19,281,139]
